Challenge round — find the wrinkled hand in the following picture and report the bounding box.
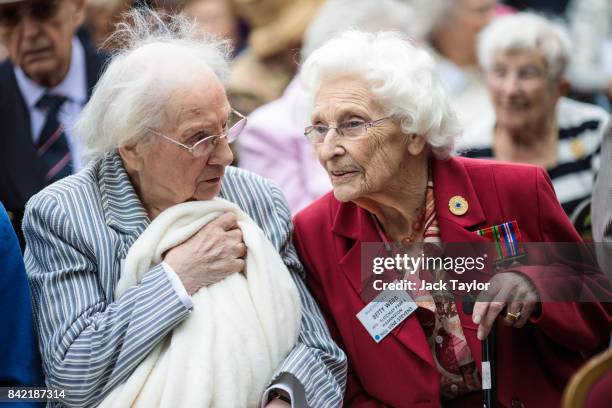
[265,400,291,408]
[473,272,539,340]
[164,212,246,295]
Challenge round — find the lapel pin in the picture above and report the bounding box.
[449,195,468,216]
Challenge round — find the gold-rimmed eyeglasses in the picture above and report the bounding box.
[147,109,246,158]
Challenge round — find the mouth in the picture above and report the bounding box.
[329,170,358,182]
[499,100,529,111]
[204,176,221,184]
[23,48,51,61]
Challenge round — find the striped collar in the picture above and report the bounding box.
[98,151,150,237]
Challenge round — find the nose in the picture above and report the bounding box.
[207,138,234,166]
[316,131,345,163]
[20,14,41,39]
[499,73,522,96]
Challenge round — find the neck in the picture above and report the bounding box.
[124,166,171,220]
[493,117,558,166]
[356,156,429,242]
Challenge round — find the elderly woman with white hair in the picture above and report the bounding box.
[292,30,611,407]
[459,12,610,218]
[22,10,346,408]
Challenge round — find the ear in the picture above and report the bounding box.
[407,133,427,156]
[118,144,144,173]
[72,0,87,28]
[557,75,571,97]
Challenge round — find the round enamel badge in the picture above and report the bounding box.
[449,195,468,216]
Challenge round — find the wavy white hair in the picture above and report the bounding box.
[74,9,232,163]
[300,30,461,158]
[477,12,572,79]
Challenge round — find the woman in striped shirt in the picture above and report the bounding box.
[457,12,610,218]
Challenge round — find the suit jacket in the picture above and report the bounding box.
[0,202,44,408]
[23,152,347,408]
[293,156,612,408]
[0,34,107,248]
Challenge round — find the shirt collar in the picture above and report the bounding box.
[14,36,87,108]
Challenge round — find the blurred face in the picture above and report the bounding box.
[123,72,234,211]
[184,0,239,45]
[486,50,562,132]
[231,0,284,28]
[311,75,413,203]
[0,0,85,87]
[455,0,496,37]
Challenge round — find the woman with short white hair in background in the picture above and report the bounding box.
[458,12,610,218]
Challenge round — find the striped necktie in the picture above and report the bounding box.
[35,93,73,183]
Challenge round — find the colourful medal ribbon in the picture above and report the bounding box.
[476,220,524,262]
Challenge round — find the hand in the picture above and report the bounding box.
[164,212,247,295]
[472,272,539,340]
[265,400,291,408]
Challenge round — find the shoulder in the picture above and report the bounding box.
[24,161,102,229]
[0,200,18,242]
[293,191,337,234]
[557,97,610,140]
[222,166,292,247]
[222,165,281,201]
[0,59,18,106]
[455,155,543,182]
[455,115,495,154]
[448,156,548,210]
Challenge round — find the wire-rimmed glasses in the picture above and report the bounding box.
[304,116,392,143]
[147,109,247,158]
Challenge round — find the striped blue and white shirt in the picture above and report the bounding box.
[457,97,610,216]
[23,152,347,408]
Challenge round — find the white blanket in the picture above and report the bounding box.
[99,198,302,408]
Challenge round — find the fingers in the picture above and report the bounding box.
[213,212,239,231]
[513,291,538,328]
[476,283,513,340]
[473,277,500,324]
[232,242,247,259]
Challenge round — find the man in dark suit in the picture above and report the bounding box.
[0,0,107,247]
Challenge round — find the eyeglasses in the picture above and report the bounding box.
[304,116,393,144]
[147,109,246,158]
[0,0,62,27]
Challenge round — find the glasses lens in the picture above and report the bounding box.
[191,137,218,157]
[341,120,366,138]
[0,5,22,26]
[227,118,246,143]
[31,0,61,21]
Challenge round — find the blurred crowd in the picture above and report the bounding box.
[1,0,611,228]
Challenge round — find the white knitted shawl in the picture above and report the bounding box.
[99,198,302,408]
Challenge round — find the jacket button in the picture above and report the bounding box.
[511,398,525,408]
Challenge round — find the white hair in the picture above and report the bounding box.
[74,9,232,163]
[301,0,420,61]
[300,30,461,159]
[477,12,572,79]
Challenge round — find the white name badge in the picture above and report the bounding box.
[356,286,418,343]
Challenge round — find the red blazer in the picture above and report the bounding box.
[293,157,611,408]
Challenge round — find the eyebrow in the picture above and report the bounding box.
[311,106,370,123]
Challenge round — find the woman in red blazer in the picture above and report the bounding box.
[293,31,611,407]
